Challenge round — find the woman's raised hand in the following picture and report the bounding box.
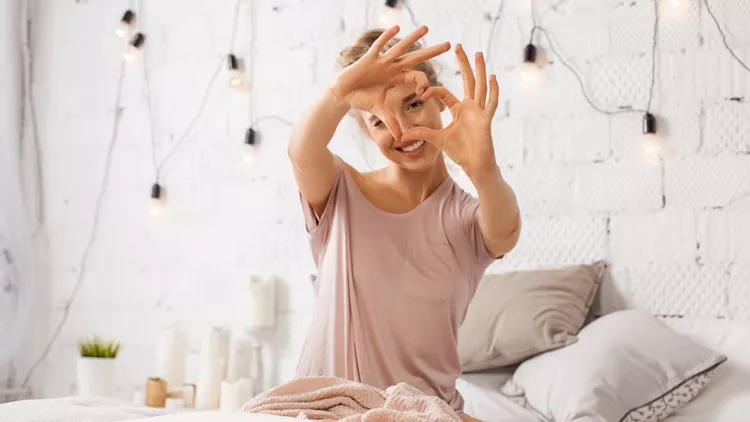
[330,25,451,141]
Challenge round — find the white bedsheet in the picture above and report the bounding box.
[458,370,541,422]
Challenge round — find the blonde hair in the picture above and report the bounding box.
[338,28,441,87]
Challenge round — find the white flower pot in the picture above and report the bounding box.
[76,357,116,397]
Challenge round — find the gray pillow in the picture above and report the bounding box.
[458,261,606,372]
[501,309,727,422]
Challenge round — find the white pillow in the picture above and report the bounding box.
[501,309,727,422]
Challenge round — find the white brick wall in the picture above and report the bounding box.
[15,0,750,401]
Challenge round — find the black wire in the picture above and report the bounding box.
[703,0,750,73]
[484,0,506,67]
[533,25,648,115]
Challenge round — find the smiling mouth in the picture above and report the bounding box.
[396,140,426,153]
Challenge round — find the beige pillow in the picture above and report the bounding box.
[501,309,727,422]
[458,261,606,372]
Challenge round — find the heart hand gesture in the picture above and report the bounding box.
[330,25,451,141]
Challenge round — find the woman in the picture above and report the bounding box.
[288,25,521,421]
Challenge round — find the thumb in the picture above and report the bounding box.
[401,126,443,147]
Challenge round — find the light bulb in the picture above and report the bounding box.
[116,10,135,37]
[521,63,540,83]
[124,33,145,62]
[230,71,244,88]
[150,200,162,216]
[643,134,661,155]
[521,43,540,84]
[228,54,244,88]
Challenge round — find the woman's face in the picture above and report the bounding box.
[358,83,445,173]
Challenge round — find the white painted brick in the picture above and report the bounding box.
[609,0,657,56]
[605,264,730,317]
[700,0,750,50]
[703,102,750,154]
[523,114,610,163]
[697,210,750,263]
[610,210,697,267]
[728,264,750,318]
[573,162,662,213]
[491,117,524,167]
[538,11,610,61]
[487,215,608,272]
[657,0,701,51]
[502,165,574,215]
[660,50,750,102]
[665,156,750,208]
[589,54,653,112]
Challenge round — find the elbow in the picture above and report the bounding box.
[487,216,521,258]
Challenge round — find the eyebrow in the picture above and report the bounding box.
[402,93,417,103]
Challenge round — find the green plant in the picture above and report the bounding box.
[77,336,121,358]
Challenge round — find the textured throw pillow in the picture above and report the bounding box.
[501,309,728,422]
[458,261,606,372]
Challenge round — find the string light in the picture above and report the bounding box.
[124,32,145,62]
[150,183,163,216]
[116,10,135,37]
[521,43,540,83]
[642,113,660,155]
[228,54,244,88]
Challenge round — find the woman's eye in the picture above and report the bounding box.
[372,120,383,128]
[408,100,423,110]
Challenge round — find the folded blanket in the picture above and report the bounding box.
[242,376,460,421]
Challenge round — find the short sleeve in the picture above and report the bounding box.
[458,194,502,272]
[299,155,347,263]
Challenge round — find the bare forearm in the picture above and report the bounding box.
[288,89,351,169]
[288,89,352,215]
[469,165,521,257]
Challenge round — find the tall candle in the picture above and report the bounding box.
[227,334,253,382]
[156,325,187,392]
[194,355,225,410]
[201,326,230,379]
[240,274,276,330]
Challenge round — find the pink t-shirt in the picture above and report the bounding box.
[295,156,498,414]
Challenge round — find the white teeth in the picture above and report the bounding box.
[401,140,425,153]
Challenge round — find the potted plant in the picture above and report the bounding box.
[76,336,121,397]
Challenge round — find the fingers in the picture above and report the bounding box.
[475,52,487,107]
[401,126,444,148]
[385,25,429,59]
[455,44,475,100]
[486,74,499,115]
[373,106,403,141]
[421,86,460,109]
[368,26,400,57]
[387,70,430,96]
[397,41,451,68]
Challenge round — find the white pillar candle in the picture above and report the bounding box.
[201,326,230,379]
[227,334,253,382]
[220,378,253,411]
[240,275,276,330]
[194,355,225,410]
[156,325,188,392]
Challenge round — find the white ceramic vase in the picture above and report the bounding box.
[76,357,116,397]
